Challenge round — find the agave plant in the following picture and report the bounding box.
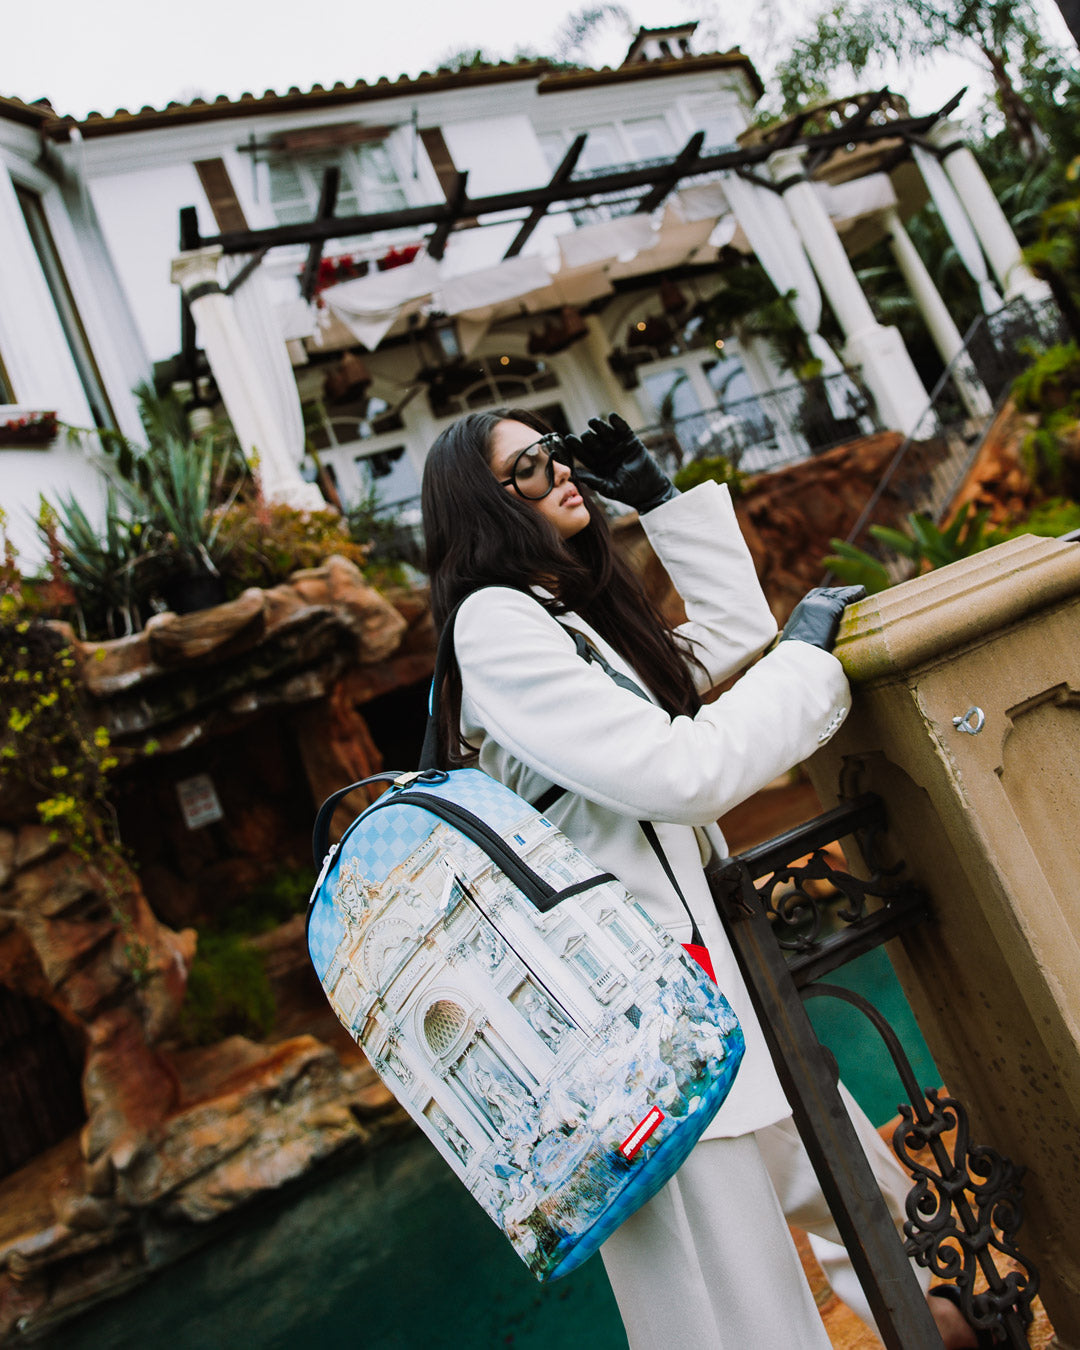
[824,504,994,593]
[39,485,148,638]
[130,431,243,577]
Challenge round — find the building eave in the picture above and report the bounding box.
[33,48,763,142]
[45,61,558,141]
[537,50,764,102]
[0,94,55,129]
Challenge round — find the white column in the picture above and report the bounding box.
[926,123,1052,307]
[170,247,324,511]
[768,149,930,437]
[884,208,993,420]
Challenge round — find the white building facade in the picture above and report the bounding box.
[0,24,1050,560]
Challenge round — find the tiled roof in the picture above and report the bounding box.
[0,93,58,128]
[539,50,761,99]
[15,49,761,141]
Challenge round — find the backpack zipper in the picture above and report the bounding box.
[365,789,558,910]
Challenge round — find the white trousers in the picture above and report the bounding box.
[600,1087,930,1350]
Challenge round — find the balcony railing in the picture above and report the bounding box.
[840,297,1068,577]
[636,371,881,479]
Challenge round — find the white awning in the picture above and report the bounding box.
[324,255,442,350]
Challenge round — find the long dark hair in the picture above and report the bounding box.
[421,408,705,765]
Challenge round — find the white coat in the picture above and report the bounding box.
[453,479,852,1143]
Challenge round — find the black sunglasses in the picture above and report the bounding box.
[496,433,574,501]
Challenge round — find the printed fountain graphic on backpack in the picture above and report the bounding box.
[308,768,745,1281]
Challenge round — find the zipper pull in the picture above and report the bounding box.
[309,842,339,904]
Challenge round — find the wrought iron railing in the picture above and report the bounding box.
[636,371,880,479]
[714,796,1038,1348]
[840,297,1067,577]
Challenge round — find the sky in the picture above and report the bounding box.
[0,0,1073,125]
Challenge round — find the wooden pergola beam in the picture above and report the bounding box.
[178,94,966,260]
[426,169,469,261]
[299,166,340,301]
[634,130,705,214]
[503,133,588,260]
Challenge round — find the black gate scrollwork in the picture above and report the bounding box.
[712,794,1038,1348]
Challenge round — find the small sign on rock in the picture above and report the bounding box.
[176,774,224,830]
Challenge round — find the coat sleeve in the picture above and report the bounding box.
[455,586,850,827]
[640,479,777,693]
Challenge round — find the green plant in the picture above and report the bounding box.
[1009,343,1080,493]
[819,540,893,594]
[1023,196,1080,340]
[672,455,747,497]
[987,496,1080,542]
[176,933,275,1046]
[120,430,245,578]
[0,551,151,981]
[216,865,313,937]
[38,487,149,638]
[871,505,994,570]
[695,265,813,376]
[1011,341,1080,413]
[215,501,370,595]
[823,504,994,586]
[344,488,415,576]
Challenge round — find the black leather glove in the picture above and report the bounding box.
[780,586,866,653]
[563,413,678,513]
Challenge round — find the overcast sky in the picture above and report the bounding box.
[0,0,1072,124]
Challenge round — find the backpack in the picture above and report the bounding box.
[307,597,745,1281]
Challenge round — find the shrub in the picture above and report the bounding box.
[987,496,1080,543]
[214,501,370,596]
[1011,341,1080,415]
[823,504,993,590]
[176,933,275,1046]
[216,865,313,937]
[672,455,747,497]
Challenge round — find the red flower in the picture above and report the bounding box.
[377,244,421,272]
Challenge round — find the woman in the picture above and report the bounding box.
[420,408,975,1350]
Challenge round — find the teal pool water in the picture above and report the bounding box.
[803,945,940,1128]
[48,948,937,1350]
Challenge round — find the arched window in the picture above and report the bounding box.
[427,354,559,420]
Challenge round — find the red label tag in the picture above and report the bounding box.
[619,1106,665,1160]
[682,942,716,982]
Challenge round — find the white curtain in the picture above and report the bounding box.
[224,259,307,469]
[719,171,856,417]
[912,144,1002,314]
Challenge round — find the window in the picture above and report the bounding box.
[427,355,560,420]
[306,394,404,449]
[623,117,676,162]
[541,117,675,176]
[14,184,115,431]
[697,112,740,153]
[571,946,604,981]
[267,142,407,227]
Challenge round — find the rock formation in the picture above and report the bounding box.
[0,558,424,1340]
